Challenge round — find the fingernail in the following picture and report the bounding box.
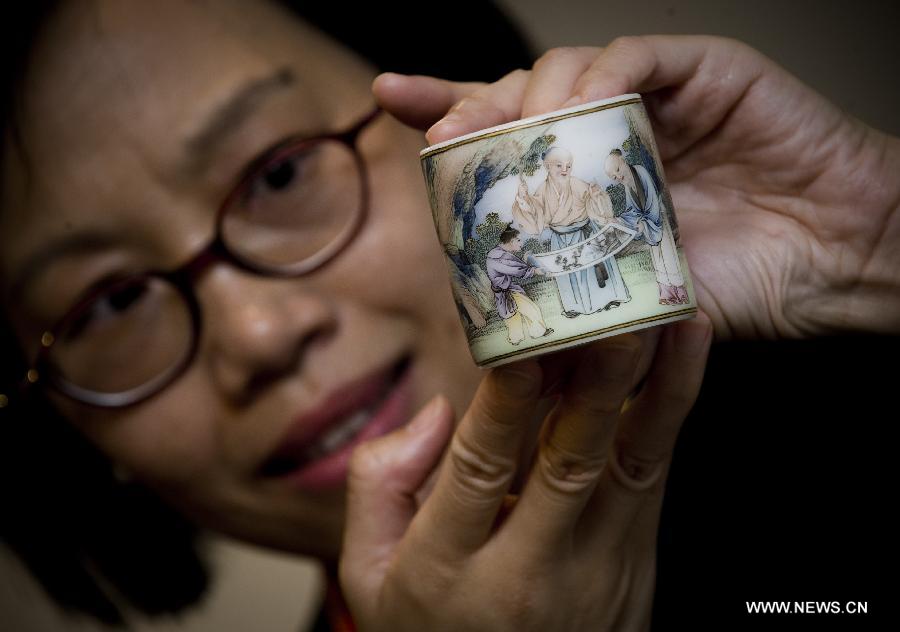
[494,363,540,398]
[596,337,642,364]
[606,334,643,355]
[541,373,566,398]
[580,338,642,385]
[407,396,445,434]
[426,117,457,144]
[676,313,713,353]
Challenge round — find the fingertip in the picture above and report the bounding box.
[693,309,713,330]
[675,311,713,353]
[375,74,470,132]
[407,393,454,435]
[427,98,509,145]
[372,71,408,98]
[579,333,643,369]
[649,312,712,387]
[609,332,644,353]
[352,396,450,468]
[562,81,631,109]
[425,118,462,145]
[492,360,543,399]
[372,71,396,87]
[372,72,413,112]
[561,83,618,109]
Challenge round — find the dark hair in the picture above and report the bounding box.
[608,148,623,157]
[0,1,533,625]
[499,225,520,244]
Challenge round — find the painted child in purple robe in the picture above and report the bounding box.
[485,226,553,345]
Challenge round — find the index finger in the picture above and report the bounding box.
[559,35,711,108]
[408,361,542,558]
[560,35,766,159]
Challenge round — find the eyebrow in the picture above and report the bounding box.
[183,66,295,172]
[8,68,297,302]
[8,231,122,302]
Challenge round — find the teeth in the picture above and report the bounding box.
[263,366,408,477]
[304,407,372,461]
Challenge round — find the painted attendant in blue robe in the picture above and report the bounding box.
[605,149,689,305]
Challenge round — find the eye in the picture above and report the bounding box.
[47,276,193,395]
[63,278,152,341]
[261,157,297,192]
[220,137,360,267]
[251,147,314,197]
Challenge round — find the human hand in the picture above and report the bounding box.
[340,315,712,631]
[517,174,529,199]
[636,218,648,239]
[374,36,900,339]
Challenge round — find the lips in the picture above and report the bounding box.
[258,356,413,491]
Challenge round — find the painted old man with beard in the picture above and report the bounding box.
[512,146,630,317]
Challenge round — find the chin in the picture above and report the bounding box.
[178,484,349,561]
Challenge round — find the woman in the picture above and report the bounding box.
[2,2,896,630]
[0,2,708,629]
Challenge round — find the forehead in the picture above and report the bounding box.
[544,149,572,163]
[1,0,373,286]
[9,0,373,176]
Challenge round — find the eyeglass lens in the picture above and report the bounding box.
[47,137,363,399]
[221,138,362,269]
[50,276,194,395]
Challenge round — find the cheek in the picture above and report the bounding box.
[347,129,451,314]
[347,126,480,387]
[64,381,222,488]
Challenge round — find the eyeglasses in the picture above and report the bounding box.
[2,107,382,409]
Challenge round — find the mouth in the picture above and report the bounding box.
[258,355,414,492]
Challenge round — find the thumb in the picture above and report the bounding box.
[340,395,454,602]
[372,73,484,131]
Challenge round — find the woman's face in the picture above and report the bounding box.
[0,0,481,557]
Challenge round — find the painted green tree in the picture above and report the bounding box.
[606,183,625,216]
[457,133,560,273]
[519,134,556,176]
[465,212,506,269]
[522,237,548,255]
[450,133,556,242]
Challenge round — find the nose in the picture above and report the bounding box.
[197,266,336,403]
